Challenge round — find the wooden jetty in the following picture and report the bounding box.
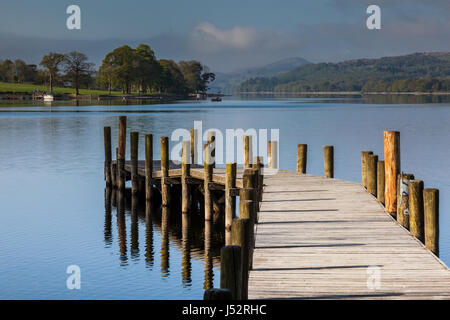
[248,171,450,299]
[104,117,449,300]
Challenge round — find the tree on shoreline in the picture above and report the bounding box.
[40,53,65,94]
[63,52,94,96]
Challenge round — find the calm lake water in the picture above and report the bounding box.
[0,95,449,299]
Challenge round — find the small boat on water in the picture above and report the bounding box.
[211,97,222,102]
[43,94,54,102]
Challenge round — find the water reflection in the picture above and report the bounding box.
[181,212,191,286]
[104,188,224,289]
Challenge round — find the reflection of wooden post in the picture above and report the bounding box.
[244,136,251,168]
[384,131,400,216]
[367,154,378,196]
[160,206,170,275]
[232,218,251,300]
[225,162,237,245]
[424,188,439,256]
[204,220,213,290]
[181,141,190,213]
[160,137,170,206]
[409,180,424,242]
[204,288,232,300]
[377,160,385,205]
[204,143,213,221]
[145,134,153,201]
[130,132,139,195]
[220,245,242,300]
[181,212,191,286]
[397,173,414,229]
[190,128,197,165]
[297,144,307,173]
[323,146,334,178]
[361,151,373,188]
[117,116,127,191]
[104,127,112,185]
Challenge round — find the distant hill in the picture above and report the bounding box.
[210,57,310,94]
[237,52,450,93]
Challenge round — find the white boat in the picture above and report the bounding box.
[43,94,54,102]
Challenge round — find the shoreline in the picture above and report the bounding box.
[238,91,450,96]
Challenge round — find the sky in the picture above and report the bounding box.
[0,0,449,72]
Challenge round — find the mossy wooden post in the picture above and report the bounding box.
[409,180,424,242]
[397,173,414,229]
[190,128,197,165]
[323,146,334,178]
[297,144,307,174]
[160,136,170,206]
[232,218,251,300]
[220,245,242,300]
[130,132,139,195]
[117,116,127,191]
[204,143,213,221]
[208,131,216,168]
[367,154,378,197]
[244,135,251,168]
[145,134,153,201]
[104,127,112,185]
[384,131,400,216]
[225,162,237,245]
[243,168,258,220]
[424,188,439,256]
[377,160,385,205]
[361,151,373,188]
[181,141,190,214]
[204,288,232,300]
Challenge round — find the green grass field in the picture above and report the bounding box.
[0,82,122,95]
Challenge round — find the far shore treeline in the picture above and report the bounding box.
[238,53,450,93]
[0,44,215,96]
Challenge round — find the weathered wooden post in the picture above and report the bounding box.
[361,151,373,188]
[252,156,263,205]
[244,168,258,220]
[367,154,378,197]
[181,141,190,214]
[424,188,439,256]
[244,135,251,168]
[409,180,424,242]
[297,144,307,174]
[268,141,272,168]
[117,116,127,191]
[377,160,385,205]
[145,134,153,201]
[204,143,213,221]
[204,288,232,300]
[268,140,278,170]
[384,131,400,216]
[220,245,242,300]
[190,128,197,165]
[225,162,237,245]
[323,145,334,178]
[208,131,216,168]
[104,127,112,185]
[397,173,414,229]
[231,218,251,300]
[239,197,255,270]
[130,132,139,195]
[160,136,170,206]
[111,147,118,188]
